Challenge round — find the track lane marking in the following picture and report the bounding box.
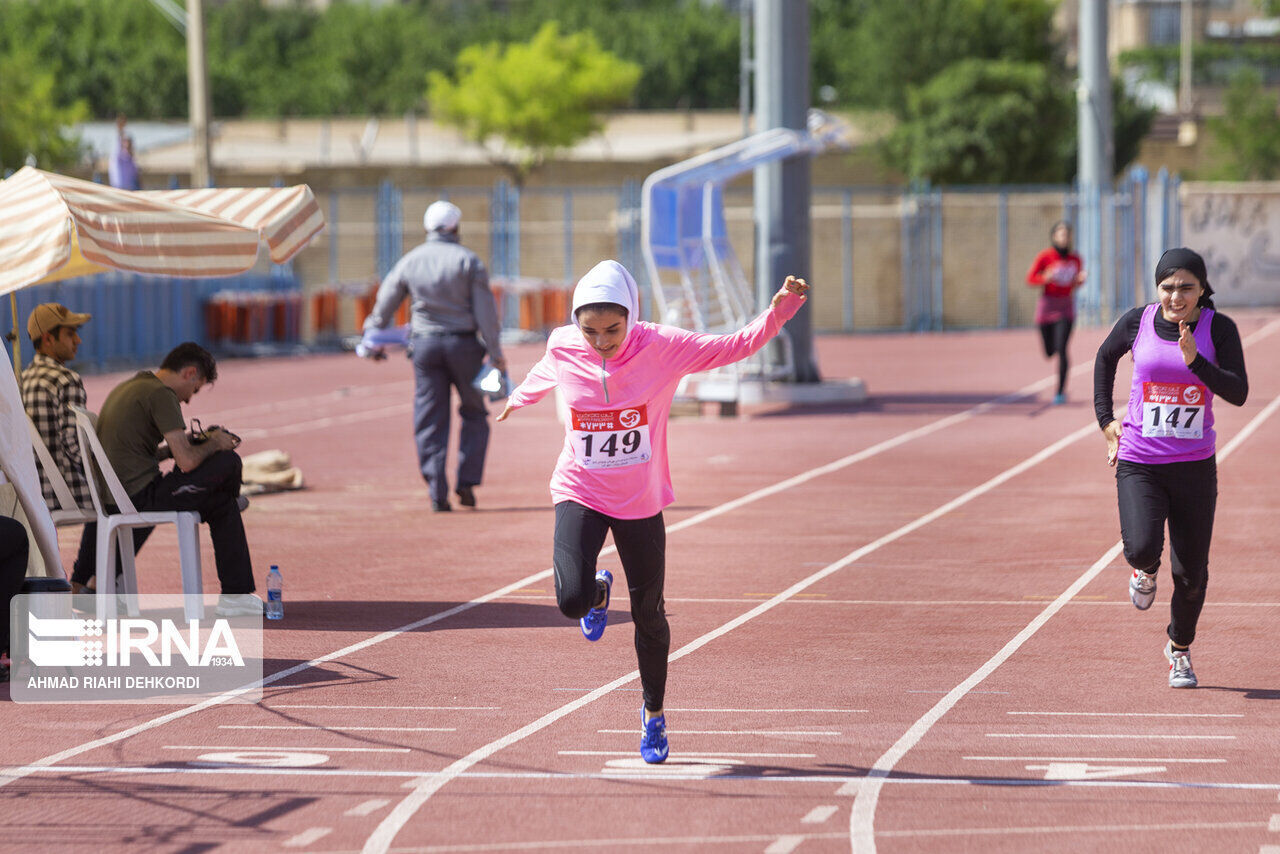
[0,364,1076,793]
[1007,711,1244,718]
[848,385,1280,853]
[362,420,1103,853]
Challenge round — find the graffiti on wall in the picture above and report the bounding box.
[1182,187,1280,306]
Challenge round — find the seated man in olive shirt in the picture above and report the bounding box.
[84,342,261,617]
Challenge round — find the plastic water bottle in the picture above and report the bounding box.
[266,565,284,620]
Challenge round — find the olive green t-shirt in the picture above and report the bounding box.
[96,371,185,496]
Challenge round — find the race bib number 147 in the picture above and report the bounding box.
[570,406,652,469]
[1141,382,1206,439]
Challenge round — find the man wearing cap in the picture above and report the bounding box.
[21,303,94,513]
[360,200,507,512]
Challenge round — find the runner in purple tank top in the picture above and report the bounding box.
[1094,248,1249,688]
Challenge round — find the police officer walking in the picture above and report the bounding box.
[362,201,507,512]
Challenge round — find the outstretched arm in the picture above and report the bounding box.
[662,276,810,376]
[496,345,559,422]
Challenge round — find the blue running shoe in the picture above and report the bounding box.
[1053,392,1066,405]
[640,709,669,763]
[579,569,612,641]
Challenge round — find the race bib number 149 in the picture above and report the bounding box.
[1141,382,1206,439]
[570,406,652,469]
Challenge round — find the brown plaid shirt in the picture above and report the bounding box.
[21,352,92,510]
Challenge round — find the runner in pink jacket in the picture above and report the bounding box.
[497,259,809,763]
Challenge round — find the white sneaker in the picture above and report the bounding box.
[215,593,265,617]
[1165,640,1198,688]
[1129,568,1157,610]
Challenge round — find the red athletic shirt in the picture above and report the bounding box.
[1026,248,1083,298]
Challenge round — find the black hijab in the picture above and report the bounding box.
[1155,247,1215,309]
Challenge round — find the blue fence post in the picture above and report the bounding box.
[997,190,1009,328]
[932,189,944,331]
[509,182,522,278]
[900,186,913,331]
[842,189,854,332]
[328,190,340,284]
[563,188,574,284]
[1170,174,1183,246]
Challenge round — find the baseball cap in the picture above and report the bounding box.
[28,303,91,340]
[423,200,462,233]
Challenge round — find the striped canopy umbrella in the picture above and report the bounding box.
[0,166,324,293]
[0,166,325,581]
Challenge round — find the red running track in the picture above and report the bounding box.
[2,312,1279,854]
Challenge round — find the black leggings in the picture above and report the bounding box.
[1039,318,1074,396]
[553,501,670,713]
[1115,457,1217,646]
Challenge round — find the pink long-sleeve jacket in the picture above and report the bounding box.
[506,260,804,519]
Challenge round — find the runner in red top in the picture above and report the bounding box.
[1026,221,1086,404]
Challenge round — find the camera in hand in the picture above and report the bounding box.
[188,418,242,449]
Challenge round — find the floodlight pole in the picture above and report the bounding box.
[187,0,212,188]
[1077,0,1113,320]
[753,0,818,382]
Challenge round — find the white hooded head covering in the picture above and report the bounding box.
[572,260,640,335]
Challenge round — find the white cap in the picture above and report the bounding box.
[424,200,462,233]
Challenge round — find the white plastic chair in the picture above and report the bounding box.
[26,415,96,528]
[69,405,204,621]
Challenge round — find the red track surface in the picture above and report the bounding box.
[3,313,1279,854]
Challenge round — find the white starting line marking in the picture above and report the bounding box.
[218,725,457,732]
[282,826,332,848]
[195,751,330,768]
[267,705,500,711]
[14,763,1280,794]
[665,708,867,714]
[802,805,841,824]
[560,751,816,758]
[1026,763,1166,781]
[164,745,411,753]
[1007,711,1245,718]
[346,799,391,817]
[597,730,842,736]
[847,378,1280,854]
[601,758,743,778]
[1268,814,1280,831]
[986,733,1236,740]
[964,756,1227,764]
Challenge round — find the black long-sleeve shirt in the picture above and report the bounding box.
[1094,306,1248,429]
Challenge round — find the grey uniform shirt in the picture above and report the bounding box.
[364,232,504,361]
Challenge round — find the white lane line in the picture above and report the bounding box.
[877,820,1268,839]
[282,827,332,848]
[764,836,805,854]
[848,386,1280,854]
[501,596,1280,608]
[1269,814,1280,831]
[0,368,1075,796]
[237,402,412,441]
[986,733,1235,740]
[15,763,1280,793]
[664,708,866,714]
[1260,845,1280,854]
[1008,711,1245,718]
[559,751,816,758]
[267,705,500,710]
[598,729,841,736]
[346,799,391,817]
[964,756,1227,763]
[363,421,1102,854]
[801,805,840,824]
[218,725,456,732]
[163,745,411,753]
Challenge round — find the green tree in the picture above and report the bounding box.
[885,59,1069,184]
[428,22,641,185]
[0,49,87,172]
[1207,67,1280,180]
[841,0,1060,113]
